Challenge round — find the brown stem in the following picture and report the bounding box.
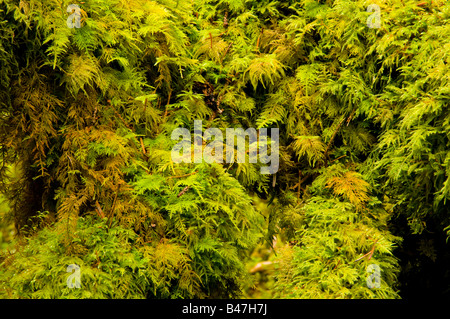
[346,108,357,126]
[140,138,146,155]
[177,185,190,198]
[330,154,347,164]
[256,28,264,49]
[354,240,378,262]
[95,200,105,219]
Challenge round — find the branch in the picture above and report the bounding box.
[140,138,146,155]
[95,200,105,219]
[177,185,190,198]
[354,240,378,262]
[330,154,347,164]
[256,28,264,50]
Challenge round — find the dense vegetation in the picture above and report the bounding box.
[1,0,449,299]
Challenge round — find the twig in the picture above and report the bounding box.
[354,240,379,262]
[140,138,146,155]
[256,28,264,49]
[67,154,74,168]
[346,108,357,126]
[290,172,309,192]
[333,259,341,270]
[177,185,190,198]
[330,155,347,164]
[95,200,105,219]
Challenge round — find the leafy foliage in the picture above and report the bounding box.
[1,0,450,299]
